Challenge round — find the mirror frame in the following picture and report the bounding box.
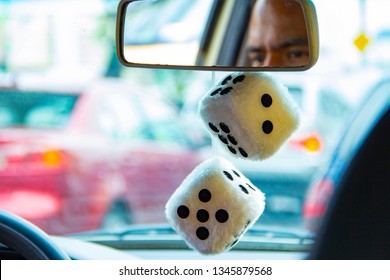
[116,0,319,71]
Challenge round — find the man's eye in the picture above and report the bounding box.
[287,50,309,59]
[286,48,310,66]
[248,52,265,65]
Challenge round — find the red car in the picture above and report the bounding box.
[0,79,203,235]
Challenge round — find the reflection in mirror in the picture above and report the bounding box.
[122,0,214,66]
[243,0,309,67]
[117,0,318,70]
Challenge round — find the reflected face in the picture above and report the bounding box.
[246,0,309,67]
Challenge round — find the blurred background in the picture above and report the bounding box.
[0,0,389,235]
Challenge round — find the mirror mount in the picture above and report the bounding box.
[116,0,319,71]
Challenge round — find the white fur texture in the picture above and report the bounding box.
[198,72,301,160]
[165,157,265,255]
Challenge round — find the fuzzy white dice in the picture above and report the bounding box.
[165,157,265,255]
[198,72,301,160]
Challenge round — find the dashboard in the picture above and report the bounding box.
[1,236,308,260]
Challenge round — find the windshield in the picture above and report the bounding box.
[0,91,78,129]
[0,0,389,258]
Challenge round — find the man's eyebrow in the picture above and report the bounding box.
[246,38,309,53]
[246,46,265,53]
[273,38,309,50]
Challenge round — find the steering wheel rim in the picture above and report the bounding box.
[0,210,70,260]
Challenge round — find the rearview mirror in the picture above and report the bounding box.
[116,0,319,71]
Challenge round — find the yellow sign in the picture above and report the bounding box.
[354,33,370,52]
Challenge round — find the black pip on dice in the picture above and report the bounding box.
[165,157,265,255]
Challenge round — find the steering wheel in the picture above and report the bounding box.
[0,210,70,260]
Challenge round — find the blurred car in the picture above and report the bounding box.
[0,79,202,235]
[303,76,390,233]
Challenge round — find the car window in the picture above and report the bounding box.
[96,91,189,144]
[287,86,304,108]
[318,89,349,118]
[0,91,78,128]
[97,93,143,139]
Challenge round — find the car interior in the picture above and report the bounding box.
[0,0,389,261]
[309,95,389,259]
